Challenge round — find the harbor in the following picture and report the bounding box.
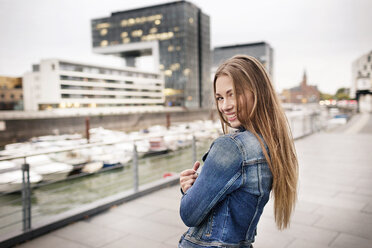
[0,104,353,247]
[6,112,372,248]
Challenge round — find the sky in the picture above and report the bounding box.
[0,0,371,94]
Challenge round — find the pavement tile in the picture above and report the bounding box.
[293,200,321,214]
[254,230,294,248]
[151,185,183,200]
[15,235,89,248]
[299,194,366,211]
[355,178,372,189]
[163,231,186,247]
[135,193,181,211]
[91,213,184,243]
[145,208,186,229]
[100,234,174,248]
[262,203,321,226]
[314,215,372,240]
[330,233,372,248]
[110,201,161,218]
[356,187,372,197]
[286,239,331,248]
[362,204,372,214]
[313,206,372,225]
[333,192,372,205]
[87,210,130,229]
[258,216,338,245]
[53,221,126,248]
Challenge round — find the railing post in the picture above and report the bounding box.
[310,114,315,133]
[133,143,139,192]
[21,162,31,231]
[192,135,197,163]
[302,115,306,136]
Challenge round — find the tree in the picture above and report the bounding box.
[320,92,333,100]
[335,88,350,100]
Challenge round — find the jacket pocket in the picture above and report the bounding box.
[204,210,214,237]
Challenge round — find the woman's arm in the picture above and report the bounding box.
[180,135,243,227]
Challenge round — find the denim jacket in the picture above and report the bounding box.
[179,129,273,248]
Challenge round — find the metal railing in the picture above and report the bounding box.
[0,112,322,246]
[0,129,214,238]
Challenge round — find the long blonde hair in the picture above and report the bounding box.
[213,55,298,229]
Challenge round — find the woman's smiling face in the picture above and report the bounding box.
[215,75,254,129]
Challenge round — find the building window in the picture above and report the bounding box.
[368,55,371,62]
[100,29,108,36]
[100,40,108,47]
[10,94,14,99]
[1,94,4,98]
[131,29,143,37]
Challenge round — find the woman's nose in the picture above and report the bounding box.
[222,99,233,111]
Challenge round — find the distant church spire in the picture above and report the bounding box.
[301,69,307,87]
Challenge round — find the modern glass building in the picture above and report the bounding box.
[91,1,211,108]
[213,42,274,78]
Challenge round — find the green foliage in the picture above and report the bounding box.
[335,93,350,100]
[320,92,333,100]
[320,88,350,100]
[335,88,350,100]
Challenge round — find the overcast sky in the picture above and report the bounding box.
[0,0,371,94]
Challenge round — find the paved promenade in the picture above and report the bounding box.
[16,114,372,248]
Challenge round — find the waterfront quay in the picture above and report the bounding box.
[0,108,215,147]
[10,113,372,248]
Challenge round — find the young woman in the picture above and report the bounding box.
[179,55,298,248]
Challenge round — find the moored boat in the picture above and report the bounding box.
[0,170,42,193]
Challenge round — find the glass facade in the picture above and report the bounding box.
[91,1,211,108]
[213,42,274,78]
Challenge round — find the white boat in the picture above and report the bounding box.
[145,137,169,156]
[22,155,74,182]
[26,155,53,165]
[31,162,73,181]
[0,170,42,192]
[82,161,104,174]
[0,161,18,172]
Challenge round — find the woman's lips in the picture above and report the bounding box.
[226,114,237,122]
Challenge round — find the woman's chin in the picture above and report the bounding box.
[229,120,242,129]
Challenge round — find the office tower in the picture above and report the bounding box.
[91,1,211,108]
[213,42,274,78]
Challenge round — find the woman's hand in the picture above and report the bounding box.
[180,161,200,193]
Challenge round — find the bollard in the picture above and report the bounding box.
[133,143,139,192]
[21,162,31,231]
[192,136,197,163]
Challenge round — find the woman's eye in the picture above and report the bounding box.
[216,96,223,101]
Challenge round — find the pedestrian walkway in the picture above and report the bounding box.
[16,114,372,248]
